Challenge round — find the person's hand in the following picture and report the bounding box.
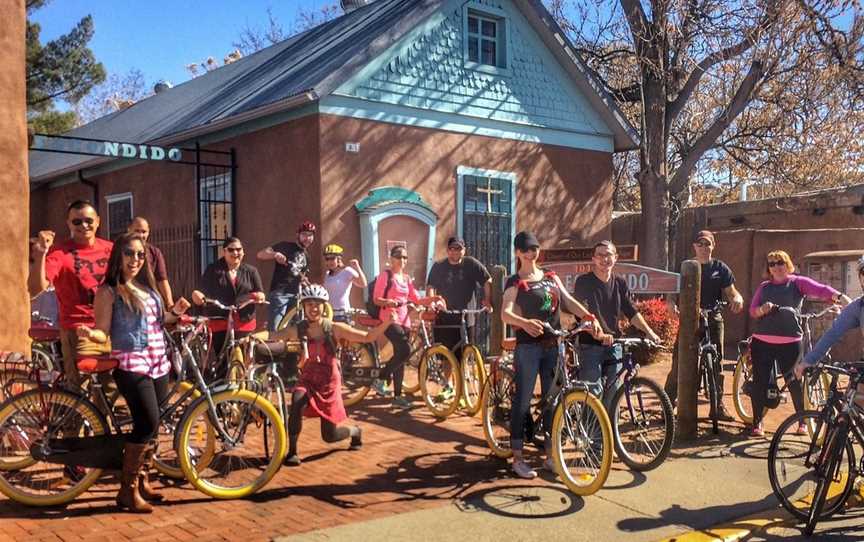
[191,290,206,306]
[173,298,191,314]
[599,333,614,346]
[348,259,361,269]
[252,292,266,303]
[273,252,287,265]
[523,319,545,337]
[647,330,662,345]
[729,296,744,314]
[76,325,94,340]
[388,311,398,324]
[482,299,493,313]
[33,230,55,254]
[793,361,806,380]
[759,302,776,316]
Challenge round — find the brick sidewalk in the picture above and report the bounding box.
[0,358,798,542]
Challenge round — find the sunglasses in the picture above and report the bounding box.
[392,255,408,260]
[768,260,786,268]
[122,248,146,260]
[695,241,712,247]
[324,256,338,261]
[447,245,465,251]
[225,247,244,253]
[70,218,95,226]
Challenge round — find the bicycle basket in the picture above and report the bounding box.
[1,351,47,398]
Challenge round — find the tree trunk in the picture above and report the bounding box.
[638,170,670,269]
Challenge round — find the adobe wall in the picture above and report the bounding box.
[0,1,30,352]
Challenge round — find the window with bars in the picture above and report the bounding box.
[105,193,133,240]
[199,172,233,269]
[466,10,507,70]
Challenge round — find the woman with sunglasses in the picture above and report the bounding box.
[501,231,601,479]
[747,250,850,437]
[373,245,445,409]
[77,232,191,513]
[191,237,265,374]
[322,244,367,322]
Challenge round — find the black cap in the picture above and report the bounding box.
[514,231,540,251]
[447,236,466,248]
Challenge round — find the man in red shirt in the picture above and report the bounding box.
[29,200,113,386]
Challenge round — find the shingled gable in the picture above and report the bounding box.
[30,0,638,184]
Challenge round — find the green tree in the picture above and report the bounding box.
[26,0,106,134]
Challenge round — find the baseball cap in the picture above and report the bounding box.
[447,236,466,248]
[514,231,540,251]
[694,230,715,244]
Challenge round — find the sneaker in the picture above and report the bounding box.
[749,424,765,438]
[795,422,809,436]
[372,379,390,397]
[391,396,412,409]
[349,427,362,450]
[542,457,556,473]
[283,453,301,467]
[512,460,538,480]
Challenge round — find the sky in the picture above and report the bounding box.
[31,0,337,91]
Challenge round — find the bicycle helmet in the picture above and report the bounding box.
[300,283,329,303]
[323,244,344,256]
[297,221,317,234]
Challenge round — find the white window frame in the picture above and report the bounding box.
[463,3,511,76]
[105,192,134,240]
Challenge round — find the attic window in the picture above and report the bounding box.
[464,5,509,75]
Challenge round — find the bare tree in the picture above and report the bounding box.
[233,4,343,56]
[73,68,150,125]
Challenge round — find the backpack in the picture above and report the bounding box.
[297,318,337,357]
[365,270,394,320]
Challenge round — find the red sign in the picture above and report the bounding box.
[544,262,680,294]
[540,245,638,263]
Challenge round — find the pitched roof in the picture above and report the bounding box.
[30,0,638,183]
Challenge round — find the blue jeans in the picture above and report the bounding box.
[510,342,558,452]
[267,290,298,332]
[578,344,623,411]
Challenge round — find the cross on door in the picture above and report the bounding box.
[476,177,504,213]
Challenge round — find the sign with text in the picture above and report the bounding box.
[31,134,183,162]
[540,245,638,263]
[545,261,680,294]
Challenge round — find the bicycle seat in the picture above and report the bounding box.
[501,337,516,351]
[76,356,119,373]
[29,327,60,342]
[356,315,381,327]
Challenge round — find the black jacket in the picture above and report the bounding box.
[198,259,264,322]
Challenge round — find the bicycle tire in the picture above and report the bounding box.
[0,388,106,506]
[259,372,287,461]
[767,410,855,521]
[402,331,424,395]
[341,344,374,407]
[551,389,613,496]
[460,345,486,417]
[703,351,720,434]
[732,351,755,424]
[805,421,847,535]
[177,388,286,499]
[153,381,216,479]
[610,376,675,471]
[802,369,832,412]
[480,365,514,459]
[419,345,462,418]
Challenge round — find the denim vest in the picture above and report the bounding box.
[110,287,163,352]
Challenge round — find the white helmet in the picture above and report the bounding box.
[300,283,329,303]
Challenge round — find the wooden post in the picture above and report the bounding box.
[677,260,701,440]
[488,265,507,356]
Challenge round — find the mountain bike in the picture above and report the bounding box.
[480,322,613,495]
[697,301,726,434]
[767,361,864,535]
[419,308,489,418]
[0,314,286,506]
[605,337,675,471]
[732,305,838,425]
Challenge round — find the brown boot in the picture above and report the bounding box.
[138,440,165,503]
[116,442,153,513]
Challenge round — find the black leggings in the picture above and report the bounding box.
[113,369,169,444]
[380,324,411,397]
[750,339,803,425]
[287,390,351,442]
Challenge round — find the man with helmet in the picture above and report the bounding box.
[265,283,395,466]
[323,243,367,321]
[257,221,316,331]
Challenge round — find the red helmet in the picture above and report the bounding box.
[297,221,316,234]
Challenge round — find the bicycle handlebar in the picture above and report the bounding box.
[203,297,269,311]
[612,337,664,350]
[773,305,841,320]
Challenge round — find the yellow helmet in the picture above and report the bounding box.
[323,243,344,256]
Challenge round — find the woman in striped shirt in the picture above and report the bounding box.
[77,232,190,513]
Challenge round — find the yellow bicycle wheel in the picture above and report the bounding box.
[480,364,514,458]
[551,389,613,496]
[419,345,461,418]
[732,352,755,424]
[402,331,424,395]
[177,388,286,499]
[460,345,486,417]
[0,389,106,506]
[153,381,216,479]
[341,344,374,407]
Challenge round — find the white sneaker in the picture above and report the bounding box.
[512,460,537,480]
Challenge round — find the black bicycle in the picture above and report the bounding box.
[604,337,675,471]
[697,301,726,434]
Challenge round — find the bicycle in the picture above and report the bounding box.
[697,301,726,434]
[419,308,490,418]
[604,337,675,471]
[767,361,864,535]
[199,297,268,385]
[732,305,838,426]
[0,313,286,506]
[480,322,614,495]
